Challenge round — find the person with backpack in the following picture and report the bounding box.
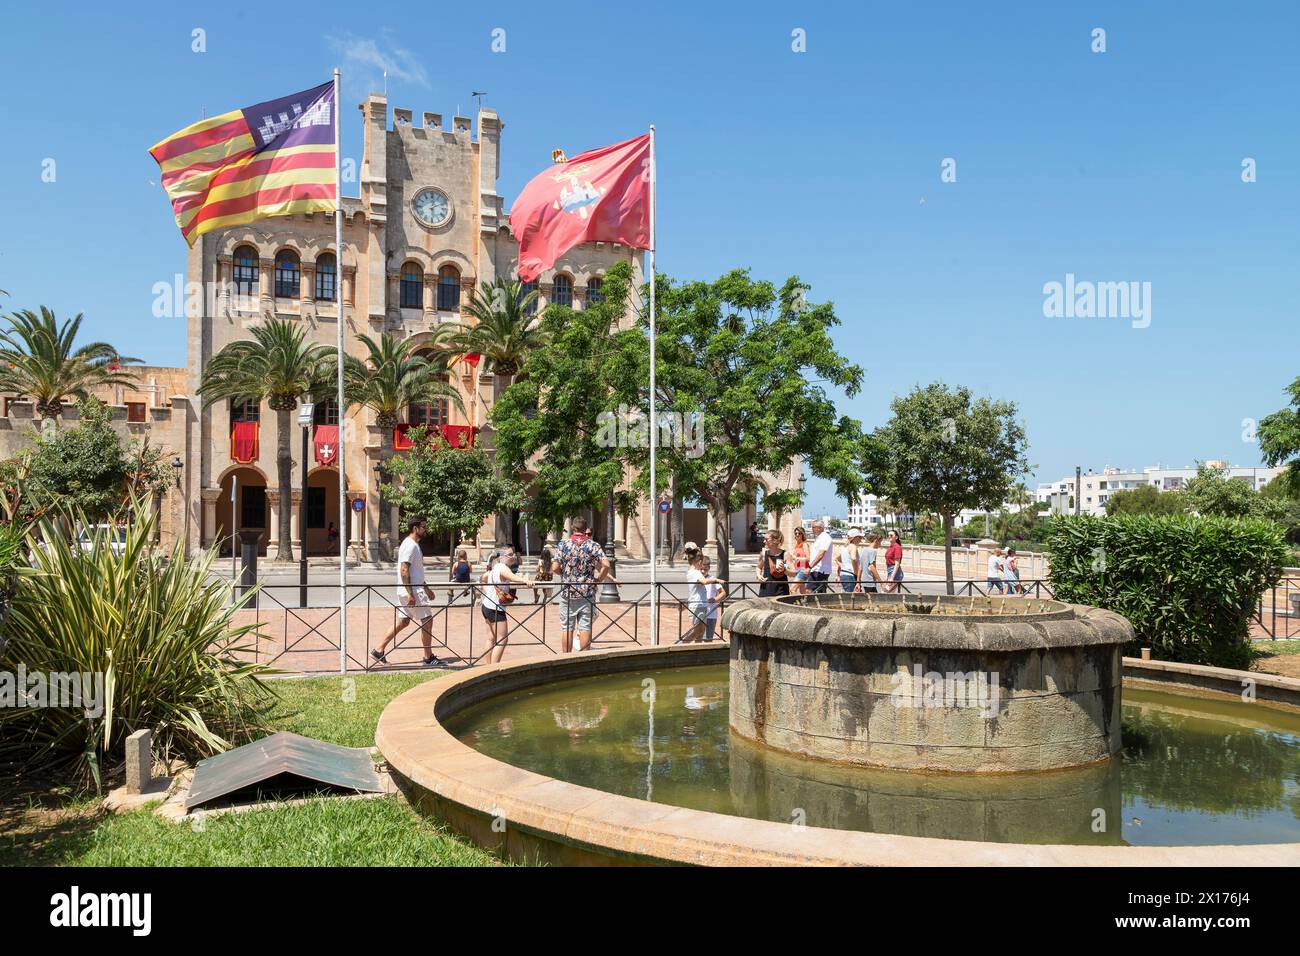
[479,549,533,665]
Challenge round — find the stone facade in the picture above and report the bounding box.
[3,96,802,565]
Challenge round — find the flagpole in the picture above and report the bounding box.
[647,124,657,646]
[334,66,347,674]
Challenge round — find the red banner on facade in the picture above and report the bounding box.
[313,424,339,465]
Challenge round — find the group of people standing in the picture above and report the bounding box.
[370,515,617,668]
[756,520,907,595]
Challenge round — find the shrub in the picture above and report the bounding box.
[1045,514,1289,668]
[0,505,274,788]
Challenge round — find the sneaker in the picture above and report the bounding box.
[422,655,439,667]
[371,650,387,664]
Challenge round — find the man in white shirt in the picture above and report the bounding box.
[986,547,1006,595]
[372,517,444,667]
[807,520,834,593]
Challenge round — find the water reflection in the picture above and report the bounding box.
[448,665,1300,846]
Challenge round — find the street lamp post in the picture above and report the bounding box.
[171,456,187,557]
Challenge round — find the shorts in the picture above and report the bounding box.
[481,605,507,624]
[397,589,432,621]
[839,574,858,591]
[887,565,903,582]
[559,593,596,632]
[809,571,830,593]
[794,569,808,582]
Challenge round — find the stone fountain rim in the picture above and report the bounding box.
[720,597,1132,652]
[375,643,1300,867]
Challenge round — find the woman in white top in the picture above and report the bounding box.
[479,550,533,664]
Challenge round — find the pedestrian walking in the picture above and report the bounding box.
[478,549,534,665]
[883,529,904,592]
[372,517,444,667]
[837,528,863,592]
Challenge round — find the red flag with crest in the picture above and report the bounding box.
[510,134,651,282]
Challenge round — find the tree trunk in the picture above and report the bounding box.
[275,406,293,562]
[377,428,394,562]
[709,497,730,584]
[491,371,513,548]
[942,512,955,595]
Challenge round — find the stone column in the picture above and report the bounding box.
[423,273,437,322]
[258,257,274,313]
[300,263,314,307]
[200,488,221,549]
[216,255,232,316]
[265,490,280,557]
[289,490,303,554]
[343,266,356,308]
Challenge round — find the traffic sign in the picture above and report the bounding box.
[351,498,365,513]
[657,499,671,515]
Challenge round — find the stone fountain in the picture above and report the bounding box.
[721,593,1133,773]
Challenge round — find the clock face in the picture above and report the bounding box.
[413,188,451,227]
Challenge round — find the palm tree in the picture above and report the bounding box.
[199,317,330,562]
[338,333,465,559]
[0,307,140,424]
[454,278,546,381]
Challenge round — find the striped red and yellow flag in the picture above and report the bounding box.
[149,81,337,245]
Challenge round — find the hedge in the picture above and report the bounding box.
[1044,514,1289,669]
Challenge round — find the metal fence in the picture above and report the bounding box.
[231,576,1063,672]
[1254,575,1300,640]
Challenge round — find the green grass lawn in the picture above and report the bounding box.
[1,670,504,867]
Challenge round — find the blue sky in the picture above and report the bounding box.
[1,2,1296,516]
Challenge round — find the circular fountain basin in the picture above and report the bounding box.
[376,644,1300,866]
[722,593,1132,773]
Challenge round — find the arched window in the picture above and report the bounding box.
[274,251,300,298]
[312,398,339,425]
[437,265,461,311]
[586,277,604,305]
[232,246,259,295]
[520,280,539,316]
[314,253,337,301]
[552,274,573,308]
[400,264,424,309]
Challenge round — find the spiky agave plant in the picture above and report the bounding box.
[0,502,274,789]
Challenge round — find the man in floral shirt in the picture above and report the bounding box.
[551,516,617,653]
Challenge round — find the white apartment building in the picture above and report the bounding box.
[1038,461,1284,516]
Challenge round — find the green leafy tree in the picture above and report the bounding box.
[606,268,864,581]
[491,267,631,542]
[1104,483,1185,516]
[1259,376,1300,496]
[381,426,525,561]
[1183,462,1284,520]
[0,307,139,424]
[199,317,330,562]
[339,332,465,558]
[19,398,130,524]
[861,383,1029,593]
